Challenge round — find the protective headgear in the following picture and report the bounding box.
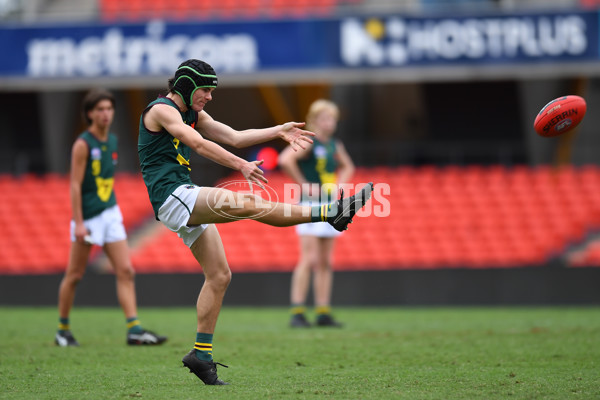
[172,59,218,108]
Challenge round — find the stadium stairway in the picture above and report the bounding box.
[2,165,600,275]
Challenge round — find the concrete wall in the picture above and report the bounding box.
[2,267,599,307]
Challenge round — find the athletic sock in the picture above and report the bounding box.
[194,333,213,361]
[291,305,307,315]
[310,202,338,222]
[58,317,70,334]
[316,306,331,316]
[126,317,143,334]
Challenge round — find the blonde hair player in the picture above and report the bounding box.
[279,99,356,328]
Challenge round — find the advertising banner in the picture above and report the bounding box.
[0,10,597,79]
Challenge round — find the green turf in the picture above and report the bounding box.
[0,306,599,400]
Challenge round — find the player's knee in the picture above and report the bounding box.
[209,267,231,290]
[115,264,135,281]
[304,252,321,269]
[298,256,317,271]
[232,193,267,218]
[316,260,332,272]
[316,255,333,271]
[219,268,232,288]
[66,271,84,286]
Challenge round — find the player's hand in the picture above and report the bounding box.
[279,122,315,152]
[74,223,88,244]
[241,160,267,192]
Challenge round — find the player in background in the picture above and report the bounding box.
[279,99,355,328]
[56,89,167,347]
[138,59,373,385]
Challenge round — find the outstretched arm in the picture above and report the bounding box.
[197,111,315,151]
[145,104,267,187]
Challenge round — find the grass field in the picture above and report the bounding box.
[1,306,599,399]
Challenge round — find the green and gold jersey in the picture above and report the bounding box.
[298,139,338,202]
[79,131,118,220]
[138,96,197,218]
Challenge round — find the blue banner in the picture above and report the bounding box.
[340,12,598,67]
[0,10,597,78]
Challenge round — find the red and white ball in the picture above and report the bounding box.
[533,95,586,137]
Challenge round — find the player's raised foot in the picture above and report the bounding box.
[316,314,344,328]
[127,329,168,345]
[290,313,311,328]
[55,330,80,347]
[182,350,229,385]
[326,182,374,232]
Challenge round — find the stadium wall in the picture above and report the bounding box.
[2,267,600,306]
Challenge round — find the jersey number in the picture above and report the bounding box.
[91,160,101,176]
[173,138,191,170]
[95,177,114,202]
[316,157,336,187]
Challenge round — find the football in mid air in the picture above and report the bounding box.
[533,95,587,137]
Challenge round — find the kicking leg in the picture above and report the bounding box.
[187,182,374,230]
[187,187,312,226]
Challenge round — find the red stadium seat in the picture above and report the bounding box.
[3,165,600,274]
[99,0,341,21]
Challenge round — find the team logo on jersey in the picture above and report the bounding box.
[112,152,118,165]
[314,145,327,158]
[91,148,102,160]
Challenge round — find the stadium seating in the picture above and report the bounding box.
[0,173,153,274]
[2,165,600,275]
[129,165,600,273]
[100,0,351,21]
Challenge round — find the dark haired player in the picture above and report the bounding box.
[56,89,167,347]
[138,59,373,385]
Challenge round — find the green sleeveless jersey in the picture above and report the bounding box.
[298,139,338,202]
[79,131,118,220]
[138,96,197,218]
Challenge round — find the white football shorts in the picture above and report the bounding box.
[158,184,209,248]
[70,204,127,246]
